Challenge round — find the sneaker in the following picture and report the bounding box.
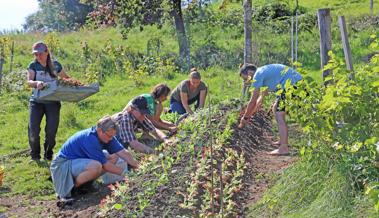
[28,158,40,164]
[72,181,98,196]
[44,153,53,161]
[44,156,53,161]
[57,197,74,208]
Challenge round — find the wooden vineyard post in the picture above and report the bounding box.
[207,92,215,214]
[9,41,14,73]
[317,9,333,85]
[338,16,354,75]
[291,16,294,66]
[219,161,224,218]
[0,44,4,90]
[370,0,374,16]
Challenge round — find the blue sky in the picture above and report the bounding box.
[0,0,39,31]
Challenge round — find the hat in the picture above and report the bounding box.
[239,63,257,75]
[32,42,48,54]
[130,96,151,115]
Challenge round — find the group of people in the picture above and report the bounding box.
[26,41,303,202]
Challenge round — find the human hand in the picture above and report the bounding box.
[238,116,249,129]
[130,163,139,170]
[163,138,173,145]
[36,81,45,90]
[169,126,178,134]
[144,146,155,154]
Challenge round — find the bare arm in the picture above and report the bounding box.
[129,140,155,154]
[102,161,124,175]
[150,128,168,143]
[148,103,176,131]
[116,149,139,169]
[180,92,194,114]
[198,90,207,109]
[244,88,261,118]
[256,89,268,111]
[27,69,45,90]
[58,69,70,79]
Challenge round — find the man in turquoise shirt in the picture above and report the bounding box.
[238,64,303,155]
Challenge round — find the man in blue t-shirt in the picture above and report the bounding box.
[238,63,303,156]
[50,115,139,201]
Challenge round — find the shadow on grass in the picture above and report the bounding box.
[0,186,11,195]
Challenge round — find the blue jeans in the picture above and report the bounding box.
[170,94,200,115]
[28,101,61,160]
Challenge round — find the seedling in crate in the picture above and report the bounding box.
[58,78,85,87]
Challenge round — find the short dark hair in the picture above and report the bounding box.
[151,83,171,100]
[239,63,257,75]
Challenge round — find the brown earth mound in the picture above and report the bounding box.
[1,109,296,218]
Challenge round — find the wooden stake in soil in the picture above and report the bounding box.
[338,16,354,73]
[208,93,215,214]
[219,161,224,218]
[317,8,333,84]
[9,41,14,73]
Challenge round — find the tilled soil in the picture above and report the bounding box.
[0,183,111,218]
[0,109,296,218]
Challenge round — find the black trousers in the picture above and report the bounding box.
[28,101,61,159]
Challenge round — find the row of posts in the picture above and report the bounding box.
[317,8,354,83]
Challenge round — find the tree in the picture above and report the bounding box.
[23,0,93,32]
[170,0,190,70]
[85,0,190,70]
[243,0,252,64]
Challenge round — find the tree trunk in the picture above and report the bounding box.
[243,0,252,64]
[171,0,190,71]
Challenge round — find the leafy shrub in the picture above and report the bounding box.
[283,37,379,209]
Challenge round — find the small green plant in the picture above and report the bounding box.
[44,32,61,56]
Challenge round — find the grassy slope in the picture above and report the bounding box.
[0,0,378,216]
[252,0,379,15]
[248,154,379,218]
[0,67,241,197]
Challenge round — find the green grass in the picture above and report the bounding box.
[0,67,241,156]
[250,0,379,16]
[248,154,379,218]
[0,0,378,215]
[0,67,241,197]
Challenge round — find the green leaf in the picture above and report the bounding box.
[114,203,123,210]
[371,80,379,88]
[370,42,378,49]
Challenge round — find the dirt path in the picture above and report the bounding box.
[229,111,297,214]
[0,111,296,217]
[0,183,111,218]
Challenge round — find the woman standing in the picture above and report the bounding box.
[27,41,70,161]
[170,68,208,115]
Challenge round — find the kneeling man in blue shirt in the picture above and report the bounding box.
[50,115,139,201]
